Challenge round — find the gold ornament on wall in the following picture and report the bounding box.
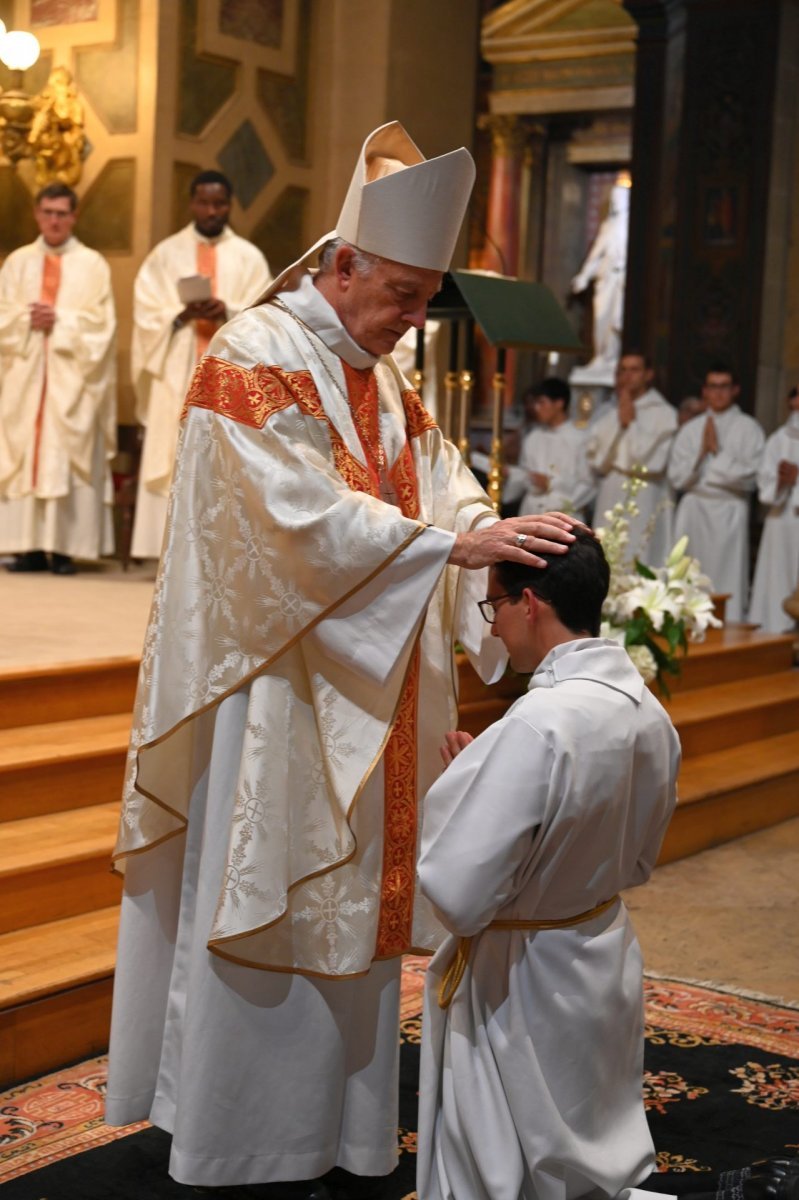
[0,24,87,188]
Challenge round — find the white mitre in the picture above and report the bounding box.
[258,120,476,301]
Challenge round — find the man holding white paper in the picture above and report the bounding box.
[130,170,271,559]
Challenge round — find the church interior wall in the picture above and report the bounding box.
[0,0,160,424]
[0,0,480,428]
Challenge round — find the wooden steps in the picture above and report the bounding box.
[0,803,121,935]
[664,625,794,692]
[1,626,797,1088]
[0,659,133,1086]
[0,656,138,730]
[664,730,799,862]
[457,624,799,864]
[0,712,131,820]
[0,908,118,1086]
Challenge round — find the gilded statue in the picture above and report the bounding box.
[27,66,86,188]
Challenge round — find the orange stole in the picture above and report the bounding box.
[195,241,217,358]
[32,254,62,488]
[340,361,423,958]
[183,354,431,959]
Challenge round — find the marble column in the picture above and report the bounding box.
[475,115,531,420]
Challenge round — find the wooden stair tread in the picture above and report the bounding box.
[0,656,139,730]
[0,803,119,876]
[678,731,799,804]
[0,712,131,770]
[0,655,139,685]
[665,670,799,724]
[0,906,118,1010]
[679,625,793,656]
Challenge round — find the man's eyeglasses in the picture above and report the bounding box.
[477,594,519,624]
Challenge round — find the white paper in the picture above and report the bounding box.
[177,274,212,304]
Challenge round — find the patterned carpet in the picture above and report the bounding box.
[1,961,798,1198]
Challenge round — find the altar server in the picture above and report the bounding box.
[519,376,595,518]
[669,365,765,622]
[748,387,799,632]
[587,351,677,565]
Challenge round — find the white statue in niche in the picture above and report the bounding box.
[570,173,631,386]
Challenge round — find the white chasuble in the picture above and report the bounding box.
[587,389,677,565]
[130,223,272,558]
[0,236,116,558]
[417,640,680,1200]
[669,405,765,621]
[107,273,503,1183]
[748,415,799,632]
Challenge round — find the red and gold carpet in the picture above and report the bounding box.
[1,962,798,1198]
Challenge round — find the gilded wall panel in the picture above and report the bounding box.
[74,0,139,134]
[217,119,274,209]
[0,52,52,98]
[31,0,98,22]
[251,184,308,274]
[220,0,283,47]
[76,156,135,251]
[256,0,310,164]
[178,0,237,138]
[0,166,38,253]
[171,160,203,234]
[493,54,633,93]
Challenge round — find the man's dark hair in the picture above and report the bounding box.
[619,347,652,368]
[789,386,798,400]
[533,376,570,406]
[705,360,737,384]
[494,529,609,637]
[35,182,78,211]
[190,170,233,198]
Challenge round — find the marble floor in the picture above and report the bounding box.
[625,817,799,1005]
[2,557,797,1005]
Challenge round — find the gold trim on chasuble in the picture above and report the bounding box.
[184,355,435,960]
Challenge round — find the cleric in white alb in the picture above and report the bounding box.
[417,532,680,1200]
[130,170,271,559]
[669,365,765,622]
[748,387,799,632]
[0,183,116,573]
[587,351,677,566]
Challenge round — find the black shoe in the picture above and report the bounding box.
[323,1167,390,1200]
[50,553,77,575]
[260,1181,333,1200]
[6,550,49,572]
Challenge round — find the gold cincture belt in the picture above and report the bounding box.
[437,894,620,1009]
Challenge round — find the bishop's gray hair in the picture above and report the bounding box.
[317,237,381,277]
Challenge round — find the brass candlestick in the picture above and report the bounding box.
[457,369,474,464]
[487,362,506,513]
[443,370,458,441]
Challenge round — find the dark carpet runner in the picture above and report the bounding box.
[1,965,798,1198]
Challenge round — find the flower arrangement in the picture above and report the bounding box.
[596,477,721,695]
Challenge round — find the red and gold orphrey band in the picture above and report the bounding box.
[183,354,431,960]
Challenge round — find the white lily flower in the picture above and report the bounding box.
[665,536,689,568]
[626,642,658,683]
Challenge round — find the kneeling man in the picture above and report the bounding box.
[417,530,681,1200]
